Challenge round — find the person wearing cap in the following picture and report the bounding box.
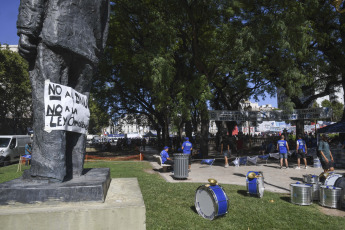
[160,146,174,166]
[318,134,334,172]
[277,135,289,169]
[296,134,308,169]
[182,137,193,171]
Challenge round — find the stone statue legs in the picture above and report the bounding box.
[29,43,94,181]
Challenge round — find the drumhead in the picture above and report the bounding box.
[324,174,343,186]
[195,187,216,220]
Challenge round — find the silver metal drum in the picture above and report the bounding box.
[290,183,313,205]
[319,185,342,209]
[303,174,318,184]
[173,153,189,179]
[311,183,321,201]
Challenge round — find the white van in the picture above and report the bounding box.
[0,135,31,165]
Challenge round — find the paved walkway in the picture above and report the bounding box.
[144,147,345,194]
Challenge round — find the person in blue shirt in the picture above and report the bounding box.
[160,146,174,166]
[277,135,289,169]
[24,142,32,166]
[296,134,308,169]
[182,137,193,171]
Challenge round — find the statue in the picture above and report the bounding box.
[17,0,110,182]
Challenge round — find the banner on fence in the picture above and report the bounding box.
[209,107,332,122]
[44,80,90,134]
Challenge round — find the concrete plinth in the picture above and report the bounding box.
[0,178,146,230]
[0,168,111,204]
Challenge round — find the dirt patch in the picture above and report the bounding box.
[319,206,345,217]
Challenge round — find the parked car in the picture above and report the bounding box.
[0,135,31,166]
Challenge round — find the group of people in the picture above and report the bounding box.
[160,137,193,172]
[167,132,337,174]
[277,133,335,173]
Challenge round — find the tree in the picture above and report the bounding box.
[0,44,31,134]
[88,94,111,134]
[321,99,344,122]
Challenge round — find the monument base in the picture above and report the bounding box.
[0,178,146,230]
[0,168,111,204]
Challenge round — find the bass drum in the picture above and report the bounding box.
[246,171,265,198]
[319,172,335,184]
[324,174,343,186]
[195,184,229,220]
[334,176,345,208]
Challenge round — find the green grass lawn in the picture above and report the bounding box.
[1,162,344,230]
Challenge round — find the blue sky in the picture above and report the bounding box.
[0,0,277,107]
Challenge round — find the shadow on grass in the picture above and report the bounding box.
[237,190,248,196]
[190,205,198,214]
[290,177,303,182]
[280,196,291,203]
[264,181,290,192]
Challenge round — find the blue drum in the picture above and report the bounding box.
[246,171,265,198]
[195,182,229,220]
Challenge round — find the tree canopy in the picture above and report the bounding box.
[0,44,31,134]
[94,0,345,152]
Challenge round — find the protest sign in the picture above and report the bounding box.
[44,80,90,134]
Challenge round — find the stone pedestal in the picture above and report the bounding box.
[0,168,111,204]
[0,178,146,230]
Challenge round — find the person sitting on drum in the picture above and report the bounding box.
[160,146,174,169]
[318,134,334,173]
[277,135,289,169]
[296,134,308,169]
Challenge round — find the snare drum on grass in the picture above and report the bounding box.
[195,179,229,220]
[246,171,265,198]
[290,183,313,205]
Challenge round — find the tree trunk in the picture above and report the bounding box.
[156,127,162,145]
[215,121,222,151]
[295,120,304,136]
[185,120,193,138]
[225,121,237,136]
[200,114,209,159]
